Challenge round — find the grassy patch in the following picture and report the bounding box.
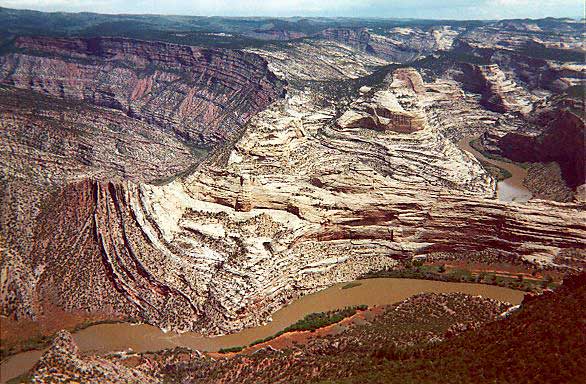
[218,346,244,354]
[238,305,368,351]
[360,265,555,292]
[341,282,362,290]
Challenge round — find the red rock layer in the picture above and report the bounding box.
[0,36,285,145]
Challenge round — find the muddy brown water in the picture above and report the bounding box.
[1,278,524,383]
[458,136,532,202]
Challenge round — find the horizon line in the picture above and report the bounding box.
[0,6,583,22]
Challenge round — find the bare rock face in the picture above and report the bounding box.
[338,68,427,133]
[390,67,426,94]
[456,63,532,114]
[319,28,372,52]
[338,90,426,133]
[475,94,585,194]
[246,39,388,81]
[1,28,584,342]
[0,84,203,320]
[318,27,458,62]
[0,36,285,145]
[497,108,585,189]
[0,36,287,323]
[5,68,583,336]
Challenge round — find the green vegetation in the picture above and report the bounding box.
[6,372,31,384]
[283,305,368,333]
[242,305,368,350]
[341,282,362,290]
[218,346,244,354]
[360,264,556,292]
[0,318,133,362]
[323,273,586,384]
[478,158,513,180]
[163,273,585,383]
[0,333,51,362]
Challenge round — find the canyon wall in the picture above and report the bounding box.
[0,36,285,145]
[1,33,584,338]
[497,109,585,189]
[4,74,584,334]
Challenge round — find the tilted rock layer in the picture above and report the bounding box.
[1,29,585,337]
[0,36,285,145]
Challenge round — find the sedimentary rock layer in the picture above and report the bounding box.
[1,30,584,338]
[497,109,585,189]
[0,36,285,145]
[318,27,458,62]
[5,72,584,335]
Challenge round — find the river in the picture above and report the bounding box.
[457,136,532,202]
[0,278,524,383]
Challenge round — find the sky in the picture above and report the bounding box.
[0,0,583,19]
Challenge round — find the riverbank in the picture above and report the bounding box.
[457,136,533,202]
[0,278,525,383]
[360,263,558,292]
[1,262,547,364]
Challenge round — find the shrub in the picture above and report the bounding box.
[342,282,362,290]
[218,346,244,354]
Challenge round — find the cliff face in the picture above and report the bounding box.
[0,84,205,320]
[4,69,584,335]
[0,36,285,145]
[1,29,584,342]
[456,63,532,113]
[498,109,585,189]
[318,27,456,63]
[0,36,286,324]
[27,276,586,384]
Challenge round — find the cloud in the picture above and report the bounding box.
[0,0,582,18]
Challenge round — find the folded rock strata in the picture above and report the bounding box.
[338,90,426,133]
[4,69,584,335]
[246,40,389,81]
[1,32,584,338]
[456,63,533,114]
[318,27,459,62]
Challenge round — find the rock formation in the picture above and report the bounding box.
[246,40,388,81]
[338,90,427,133]
[495,105,585,189]
[31,331,158,383]
[3,63,584,336]
[0,36,285,145]
[1,22,585,344]
[456,63,533,114]
[318,27,458,62]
